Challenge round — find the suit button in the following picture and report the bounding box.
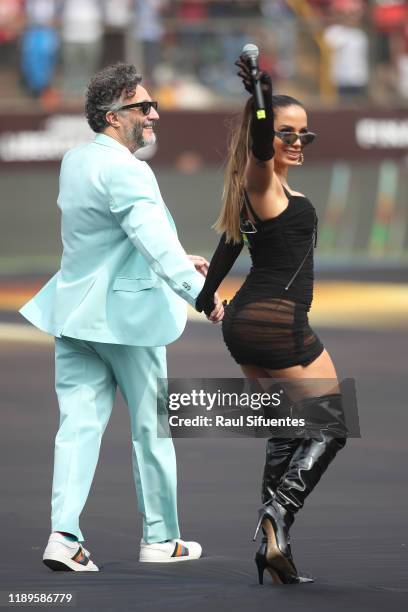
[182,282,191,290]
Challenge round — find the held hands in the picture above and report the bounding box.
[234,55,272,95]
[188,254,209,277]
[207,292,225,324]
[189,254,224,323]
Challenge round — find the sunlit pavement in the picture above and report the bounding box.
[1,315,407,611]
[1,277,407,345]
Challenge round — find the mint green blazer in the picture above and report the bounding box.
[19,134,205,346]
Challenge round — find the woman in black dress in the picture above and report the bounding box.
[196,56,347,585]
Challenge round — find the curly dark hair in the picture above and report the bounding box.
[85,63,142,133]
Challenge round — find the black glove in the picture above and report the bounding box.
[195,233,244,317]
[235,55,275,162]
[235,55,272,96]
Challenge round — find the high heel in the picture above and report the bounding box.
[253,508,264,542]
[253,393,348,585]
[254,491,294,558]
[255,538,285,584]
[255,546,266,585]
[255,540,284,585]
[254,502,313,584]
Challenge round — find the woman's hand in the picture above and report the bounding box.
[207,292,224,323]
[234,55,272,95]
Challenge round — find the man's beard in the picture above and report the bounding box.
[130,122,156,148]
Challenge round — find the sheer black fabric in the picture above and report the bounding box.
[197,185,324,369]
[222,296,323,370]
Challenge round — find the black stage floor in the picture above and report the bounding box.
[1,321,407,611]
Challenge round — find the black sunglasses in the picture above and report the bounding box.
[240,217,257,234]
[275,130,316,146]
[118,101,159,115]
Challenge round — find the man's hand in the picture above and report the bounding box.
[188,254,209,277]
[207,292,224,324]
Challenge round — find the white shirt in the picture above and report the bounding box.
[324,24,369,87]
[104,0,131,27]
[61,0,103,43]
[25,0,58,25]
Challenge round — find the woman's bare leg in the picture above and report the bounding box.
[264,349,339,401]
[241,349,339,401]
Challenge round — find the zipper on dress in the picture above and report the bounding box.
[284,225,317,291]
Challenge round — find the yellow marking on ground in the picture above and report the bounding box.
[188,279,408,329]
[0,323,53,344]
[0,282,42,310]
[312,281,408,327]
[1,280,407,343]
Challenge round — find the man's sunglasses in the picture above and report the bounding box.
[275,131,316,146]
[118,101,159,115]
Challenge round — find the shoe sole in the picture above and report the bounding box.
[43,559,74,572]
[139,555,201,563]
[43,555,99,572]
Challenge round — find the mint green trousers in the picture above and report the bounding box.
[51,336,180,544]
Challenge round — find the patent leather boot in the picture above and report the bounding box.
[254,393,348,585]
[253,497,313,585]
[261,438,301,503]
[273,393,347,514]
[261,385,301,502]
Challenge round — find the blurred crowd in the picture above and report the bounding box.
[0,0,407,110]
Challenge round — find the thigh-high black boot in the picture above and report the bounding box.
[260,384,301,503]
[261,437,301,503]
[254,392,347,585]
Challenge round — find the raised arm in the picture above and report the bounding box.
[195,233,244,316]
[235,56,276,195]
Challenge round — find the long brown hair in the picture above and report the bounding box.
[213,95,305,244]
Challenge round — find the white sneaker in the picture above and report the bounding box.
[43,533,99,571]
[139,538,202,563]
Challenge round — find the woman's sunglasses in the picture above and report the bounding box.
[118,101,159,115]
[240,218,257,234]
[275,131,316,146]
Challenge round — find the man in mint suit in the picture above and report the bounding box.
[19,63,223,571]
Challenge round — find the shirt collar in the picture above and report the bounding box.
[93,133,132,153]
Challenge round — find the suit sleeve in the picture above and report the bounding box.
[107,158,204,308]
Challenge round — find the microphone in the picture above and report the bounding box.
[241,43,266,120]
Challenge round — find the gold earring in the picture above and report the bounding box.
[296,151,304,166]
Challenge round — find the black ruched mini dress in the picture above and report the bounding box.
[221,186,325,370]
